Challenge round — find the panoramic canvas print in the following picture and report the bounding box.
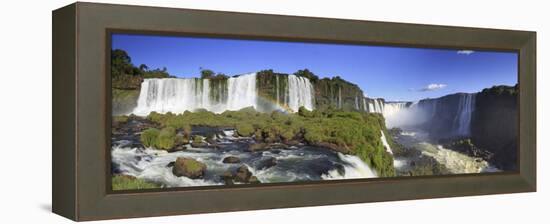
[110,33,518,190]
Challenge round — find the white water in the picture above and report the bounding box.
[287,75,315,112]
[383,102,408,118]
[226,73,257,111]
[321,153,378,179]
[380,130,393,155]
[112,136,378,187]
[132,73,315,115]
[454,94,476,136]
[417,143,498,174]
[112,146,222,187]
[370,99,385,113]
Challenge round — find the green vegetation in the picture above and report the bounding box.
[294,69,319,82]
[140,128,160,148]
[192,135,204,143]
[140,127,178,150]
[480,84,518,96]
[113,115,129,123]
[143,106,395,177]
[157,127,177,150]
[111,49,172,90]
[111,175,160,190]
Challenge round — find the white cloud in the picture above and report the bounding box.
[420,83,447,91]
[457,50,475,55]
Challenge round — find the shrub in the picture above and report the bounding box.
[157,127,176,150]
[236,123,255,137]
[192,135,204,143]
[140,128,160,148]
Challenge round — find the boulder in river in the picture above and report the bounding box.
[220,165,260,184]
[222,156,241,164]
[257,157,277,170]
[171,157,207,179]
[248,143,268,152]
[235,165,252,182]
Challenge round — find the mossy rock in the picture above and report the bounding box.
[172,157,207,179]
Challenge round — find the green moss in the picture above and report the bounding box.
[236,123,255,137]
[140,128,160,148]
[113,115,129,123]
[183,159,205,173]
[192,135,204,143]
[111,175,159,190]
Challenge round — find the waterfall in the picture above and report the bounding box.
[338,87,342,109]
[366,98,384,113]
[383,102,408,118]
[275,75,280,105]
[454,94,476,136]
[321,153,377,179]
[132,72,315,115]
[133,73,258,115]
[287,75,315,112]
[226,73,257,111]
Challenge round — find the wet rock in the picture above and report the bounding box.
[171,145,187,152]
[190,142,209,148]
[248,143,268,152]
[257,157,277,170]
[235,165,253,182]
[248,176,260,184]
[222,156,241,164]
[220,171,234,185]
[220,165,260,184]
[171,157,207,179]
[166,161,175,167]
[267,143,289,150]
[284,140,302,147]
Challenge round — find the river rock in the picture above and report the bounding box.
[257,157,277,170]
[190,142,209,148]
[222,156,241,164]
[235,165,252,182]
[219,166,260,184]
[171,145,187,152]
[171,157,207,179]
[248,143,268,152]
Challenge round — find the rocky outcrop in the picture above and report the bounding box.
[314,76,365,111]
[471,85,518,170]
[171,157,207,179]
[417,93,468,138]
[112,89,140,115]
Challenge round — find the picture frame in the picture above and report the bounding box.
[52,2,536,221]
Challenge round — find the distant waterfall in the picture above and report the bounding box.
[226,73,257,111]
[454,94,476,136]
[365,98,384,113]
[132,73,315,115]
[133,73,257,115]
[383,102,408,118]
[287,75,315,112]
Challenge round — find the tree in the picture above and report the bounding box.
[139,64,149,71]
[200,68,215,79]
[294,69,319,82]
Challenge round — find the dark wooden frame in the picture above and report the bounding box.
[53,2,536,221]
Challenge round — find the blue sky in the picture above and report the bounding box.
[112,34,517,101]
